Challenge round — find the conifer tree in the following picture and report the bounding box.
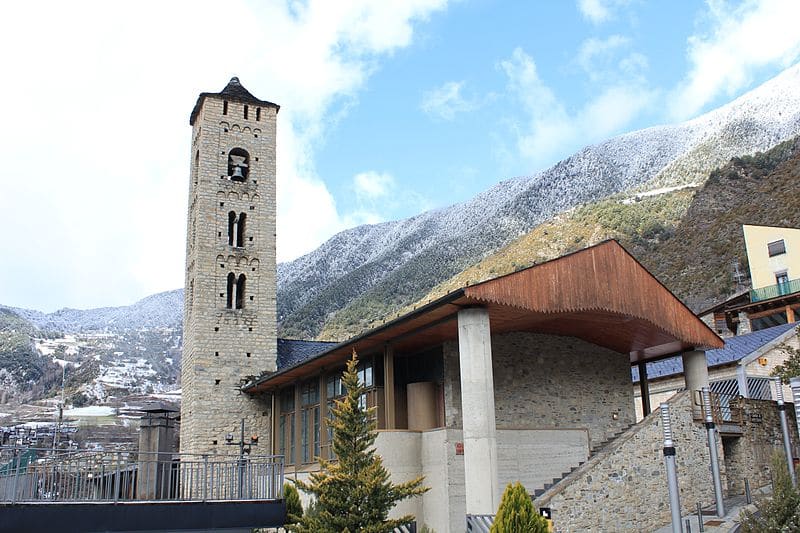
[289,351,428,533]
[490,482,549,533]
[284,482,303,526]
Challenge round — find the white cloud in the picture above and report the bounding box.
[576,0,630,24]
[421,81,478,120]
[500,47,655,167]
[353,171,396,200]
[0,0,447,311]
[670,0,800,119]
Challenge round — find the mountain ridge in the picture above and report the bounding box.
[278,62,800,339]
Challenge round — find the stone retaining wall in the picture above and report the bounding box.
[537,391,725,532]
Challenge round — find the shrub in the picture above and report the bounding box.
[284,482,303,526]
[740,453,800,532]
[490,482,548,533]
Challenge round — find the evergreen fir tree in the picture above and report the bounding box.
[490,482,549,533]
[289,350,428,533]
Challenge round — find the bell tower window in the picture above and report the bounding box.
[228,148,250,181]
[226,273,247,309]
[227,211,247,247]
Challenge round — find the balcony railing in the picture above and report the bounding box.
[750,278,800,302]
[0,448,284,504]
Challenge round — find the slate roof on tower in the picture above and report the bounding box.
[190,77,280,125]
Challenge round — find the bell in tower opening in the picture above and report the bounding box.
[228,148,250,181]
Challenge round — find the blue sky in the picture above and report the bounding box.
[1,0,799,312]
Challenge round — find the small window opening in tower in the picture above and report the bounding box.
[226,272,235,309]
[237,212,246,247]
[223,100,228,115]
[193,151,199,184]
[236,274,246,309]
[243,105,249,120]
[228,148,250,181]
[228,211,237,246]
[256,107,261,121]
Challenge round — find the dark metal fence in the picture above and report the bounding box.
[0,448,284,504]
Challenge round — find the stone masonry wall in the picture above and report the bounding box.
[537,391,725,533]
[181,94,277,456]
[443,332,635,446]
[724,397,798,494]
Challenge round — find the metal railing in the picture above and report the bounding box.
[750,278,800,302]
[466,514,495,532]
[0,448,284,504]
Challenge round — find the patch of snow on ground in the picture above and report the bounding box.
[64,406,116,417]
[622,183,698,204]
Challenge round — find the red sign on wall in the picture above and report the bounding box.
[455,442,464,455]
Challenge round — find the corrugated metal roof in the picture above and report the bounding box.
[277,338,337,370]
[632,322,797,382]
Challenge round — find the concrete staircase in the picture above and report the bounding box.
[532,425,634,498]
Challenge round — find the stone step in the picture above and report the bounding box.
[534,425,635,498]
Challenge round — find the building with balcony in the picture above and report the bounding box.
[701,225,800,336]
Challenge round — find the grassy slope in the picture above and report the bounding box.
[317,137,800,341]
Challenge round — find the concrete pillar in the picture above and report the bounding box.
[737,364,750,398]
[457,307,499,515]
[136,404,178,500]
[683,350,710,419]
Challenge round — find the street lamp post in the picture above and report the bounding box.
[225,419,259,498]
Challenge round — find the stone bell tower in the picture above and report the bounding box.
[181,78,279,455]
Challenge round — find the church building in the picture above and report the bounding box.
[181,79,794,533]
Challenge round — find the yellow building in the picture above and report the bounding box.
[742,224,800,328]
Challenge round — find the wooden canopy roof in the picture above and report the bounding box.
[245,240,722,393]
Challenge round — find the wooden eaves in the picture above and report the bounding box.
[244,240,723,393]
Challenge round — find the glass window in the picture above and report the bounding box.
[279,388,295,464]
[768,239,787,257]
[300,380,320,463]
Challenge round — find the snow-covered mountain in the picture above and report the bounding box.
[9,290,183,333]
[277,63,800,338]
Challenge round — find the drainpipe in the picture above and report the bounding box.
[701,388,725,518]
[774,377,796,485]
[661,403,683,533]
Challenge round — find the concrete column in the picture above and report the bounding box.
[136,405,178,500]
[683,350,710,419]
[457,307,499,515]
[737,365,750,398]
